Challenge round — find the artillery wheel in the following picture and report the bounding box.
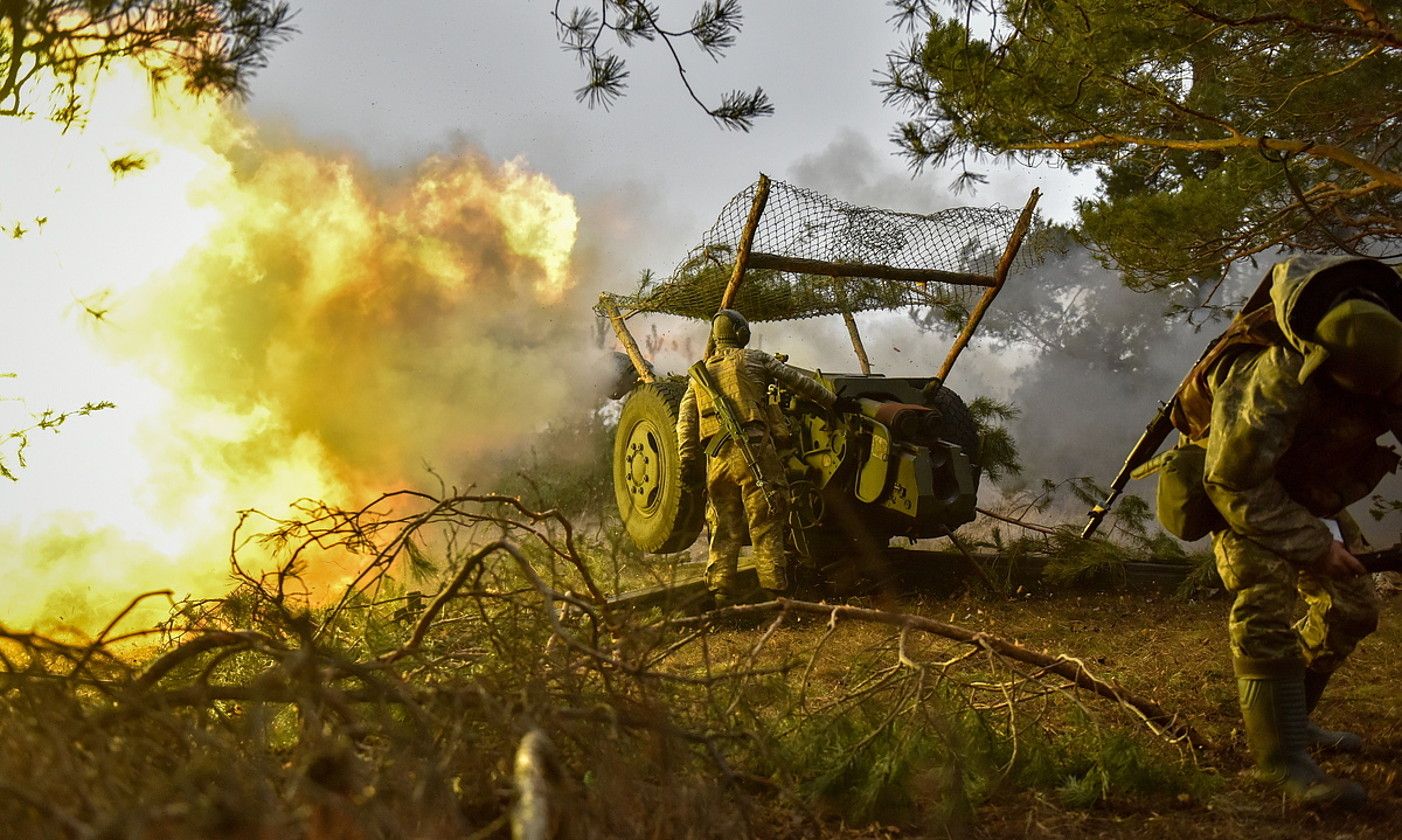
[924,385,981,465]
[613,379,706,553]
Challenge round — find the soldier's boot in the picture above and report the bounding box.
[700,589,752,630]
[1236,657,1366,810]
[756,557,790,603]
[1303,668,1364,753]
[703,588,741,611]
[762,575,791,603]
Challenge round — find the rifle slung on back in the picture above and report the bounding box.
[688,361,781,513]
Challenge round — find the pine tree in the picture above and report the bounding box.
[1,0,296,127]
[883,0,1401,289]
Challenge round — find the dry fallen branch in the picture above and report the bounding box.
[686,598,1211,752]
[134,630,273,690]
[0,489,1218,837]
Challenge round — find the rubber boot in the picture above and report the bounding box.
[761,558,795,607]
[705,587,772,629]
[1303,668,1364,753]
[1235,657,1366,809]
[762,576,791,603]
[704,588,742,612]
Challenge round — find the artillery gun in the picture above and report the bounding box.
[599,176,1040,581]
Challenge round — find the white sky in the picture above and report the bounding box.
[246,1,1089,283]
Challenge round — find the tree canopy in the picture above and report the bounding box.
[0,0,295,127]
[884,0,1400,290]
[558,2,1399,293]
[553,0,772,130]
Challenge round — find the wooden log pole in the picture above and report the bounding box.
[706,174,772,357]
[933,188,1041,384]
[835,279,872,374]
[718,173,772,311]
[841,310,872,375]
[746,253,996,288]
[600,296,655,383]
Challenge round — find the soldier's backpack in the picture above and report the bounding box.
[1130,305,1283,540]
[1085,257,1402,541]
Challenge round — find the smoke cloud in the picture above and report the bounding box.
[113,145,601,490]
[0,63,610,629]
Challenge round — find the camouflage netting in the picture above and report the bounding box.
[597,178,1042,323]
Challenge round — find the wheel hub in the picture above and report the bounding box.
[623,421,664,515]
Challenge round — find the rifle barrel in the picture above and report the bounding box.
[1082,407,1175,540]
[1356,548,1402,575]
[1080,269,1275,541]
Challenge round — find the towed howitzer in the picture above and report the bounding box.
[1082,275,1277,540]
[688,361,782,513]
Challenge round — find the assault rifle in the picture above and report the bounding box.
[1081,275,1277,540]
[1081,404,1177,539]
[688,361,781,513]
[1354,545,1402,574]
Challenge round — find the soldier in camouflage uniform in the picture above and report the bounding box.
[1200,255,1402,808]
[677,309,837,603]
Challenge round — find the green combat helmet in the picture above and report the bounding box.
[711,309,751,347]
[1299,297,1402,396]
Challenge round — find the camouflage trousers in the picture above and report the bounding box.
[1212,513,1379,672]
[704,430,789,595]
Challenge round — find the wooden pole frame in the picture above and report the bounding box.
[933,188,1041,384]
[746,253,996,288]
[599,296,655,384]
[706,173,772,357]
[605,179,1039,384]
[841,310,872,374]
[718,173,772,311]
[835,278,872,374]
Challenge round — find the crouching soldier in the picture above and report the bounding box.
[676,309,835,606]
[1191,255,1402,808]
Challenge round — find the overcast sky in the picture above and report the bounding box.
[245,2,1087,282]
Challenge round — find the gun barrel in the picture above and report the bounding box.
[851,397,947,443]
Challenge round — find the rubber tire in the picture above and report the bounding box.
[924,385,980,464]
[613,379,706,553]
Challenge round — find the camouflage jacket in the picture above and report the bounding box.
[676,344,835,463]
[1203,256,1402,567]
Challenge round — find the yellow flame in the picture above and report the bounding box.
[0,61,583,631]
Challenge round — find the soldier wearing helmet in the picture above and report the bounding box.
[1198,255,1402,809]
[676,309,836,605]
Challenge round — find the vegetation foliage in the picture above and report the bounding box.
[564,1,1399,292]
[0,491,1216,837]
[0,392,114,481]
[1,1,295,474]
[0,0,296,127]
[883,1,1400,288]
[552,0,772,130]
